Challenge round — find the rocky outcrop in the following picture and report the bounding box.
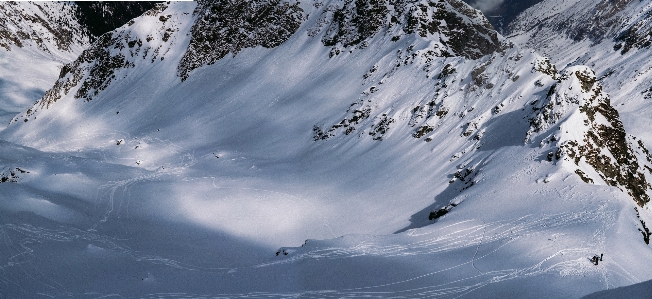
[316,0,504,59]
[0,2,89,52]
[177,0,305,80]
[178,0,506,80]
[528,65,652,207]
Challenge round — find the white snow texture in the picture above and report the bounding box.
[1,1,652,298]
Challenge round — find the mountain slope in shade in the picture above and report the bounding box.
[0,1,91,132]
[582,278,652,299]
[1,0,652,298]
[0,1,162,132]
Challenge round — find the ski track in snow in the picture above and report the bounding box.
[89,133,204,229]
[92,172,165,230]
[215,210,604,298]
[0,222,232,296]
[1,205,609,298]
[3,1,652,297]
[261,210,599,265]
[0,223,229,271]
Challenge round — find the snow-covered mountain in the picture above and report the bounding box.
[2,0,652,298]
[0,1,158,131]
[0,1,89,129]
[508,0,652,207]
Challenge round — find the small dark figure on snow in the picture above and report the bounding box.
[592,255,599,265]
[600,253,603,261]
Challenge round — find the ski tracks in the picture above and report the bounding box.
[92,171,166,230]
[0,222,230,295]
[249,208,610,298]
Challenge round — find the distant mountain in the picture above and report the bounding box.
[74,1,160,40]
[461,0,543,34]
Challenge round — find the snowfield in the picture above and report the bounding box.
[1,0,652,298]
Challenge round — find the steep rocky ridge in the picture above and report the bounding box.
[178,0,305,80]
[527,64,652,207]
[0,2,91,133]
[11,2,184,119]
[0,1,162,131]
[179,0,507,80]
[7,0,652,229]
[14,0,510,123]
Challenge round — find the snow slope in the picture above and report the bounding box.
[0,1,90,131]
[2,0,652,297]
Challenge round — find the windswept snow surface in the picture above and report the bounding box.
[1,1,652,298]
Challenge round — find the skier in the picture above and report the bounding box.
[592,255,599,265]
[600,253,603,261]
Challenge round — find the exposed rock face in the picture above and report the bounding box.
[0,167,28,184]
[316,0,504,59]
[310,0,507,142]
[12,0,507,144]
[528,64,652,207]
[21,33,134,114]
[177,0,305,80]
[178,0,505,80]
[613,3,652,53]
[0,2,89,52]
